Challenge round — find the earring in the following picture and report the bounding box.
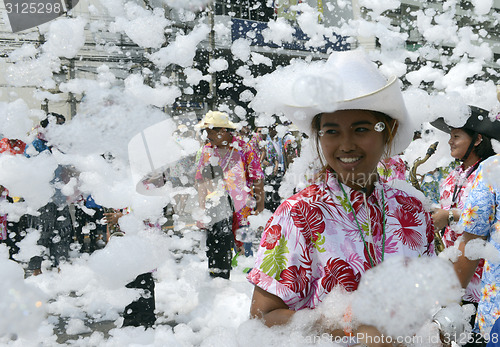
[374,122,386,132]
[318,130,325,137]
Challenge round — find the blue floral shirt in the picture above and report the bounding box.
[460,154,500,335]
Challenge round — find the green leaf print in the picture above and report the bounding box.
[313,233,326,253]
[338,194,352,213]
[260,236,289,280]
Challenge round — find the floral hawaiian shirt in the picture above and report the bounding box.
[0,206,6,240]
[440,161,483,303]
[377,155,407,183]
[196,136,264,230]
[460,154,500,335]
[248,170,435,310]
[0,138,26,155]
[420,161,458,204]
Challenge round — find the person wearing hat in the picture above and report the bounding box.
[195,111,265,279]
[247,50,435,345]
[453,153,500,345]
[430,106,499,312]
[429,107,500,346]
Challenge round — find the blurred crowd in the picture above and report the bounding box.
[2,94,500,343]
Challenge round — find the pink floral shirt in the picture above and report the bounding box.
[196,136,264,230]
[440,161,483,302]
[378,155,407,183]
[248,170,434,310]
[0,201,6,240]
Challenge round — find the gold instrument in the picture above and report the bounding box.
[409,141,439,191]
[408,141,445,254]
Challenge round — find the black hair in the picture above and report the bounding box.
[462,128,496,160]
[41,113,66,128]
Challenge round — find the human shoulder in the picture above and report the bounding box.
[275,181,328,212]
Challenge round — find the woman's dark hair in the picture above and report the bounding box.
[462,128,496,159]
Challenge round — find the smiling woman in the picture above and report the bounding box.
[312,110,397,195]
[247,50,437,347]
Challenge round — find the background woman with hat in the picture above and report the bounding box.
[430,106,500,344]
[195,111,265,279]
[248,50,435,345]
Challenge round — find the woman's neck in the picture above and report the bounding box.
[462,153,481,170]
[332,169,378,195]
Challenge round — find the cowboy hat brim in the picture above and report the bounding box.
[282,76,413,155]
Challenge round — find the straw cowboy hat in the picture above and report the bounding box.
[280,50,413,155]
[197,111,237,129]
[430,105,500,141]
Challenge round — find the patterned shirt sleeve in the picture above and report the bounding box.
[460,163,496,238]
[247,212,313,310]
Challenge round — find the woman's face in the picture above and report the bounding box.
[448,128,473,159]
[319,110,386,190]
[205,127,232,147]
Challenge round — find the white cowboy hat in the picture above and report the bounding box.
[278,50,413,155]
[196,111,237,129]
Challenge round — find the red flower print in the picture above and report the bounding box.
[260,224,282,250]
[321,258,359,293]
[393,206,423,250]
[279,265,309,293]
[290,200,325,244]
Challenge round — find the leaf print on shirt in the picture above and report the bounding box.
[260,235,289,280]
[395,195,423,215]
[392,206,423,250]
[290,200,325,245]
[279,265,310,293]
[340,238,365,273]
[321,258,360,293]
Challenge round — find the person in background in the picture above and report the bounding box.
[24,113,75,276]
[195,111,265,279]
[0,137,27,259]
[282,123,302,172]
[454,153,500,346]
[248,50,435,346]
[73,194,107,253]
[168,124,197,217]
[103,209,156,329]
[430,106,500,340]
[258,124,286,212]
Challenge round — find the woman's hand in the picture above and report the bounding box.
[431,208,449,231]
[103,211,124,226]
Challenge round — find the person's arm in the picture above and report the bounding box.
[250,286,295,326]
[197,180,208,211]
[454,232,488,288]
[432,208,459,231]
[250,286,393,346]
[253,179,265,215]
